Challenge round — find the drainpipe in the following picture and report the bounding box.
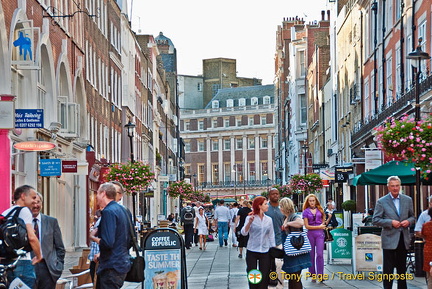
[400,0,405,93]
[382,0,386,109]
[372,2,378,114]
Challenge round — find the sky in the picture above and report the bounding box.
[128,0,331,85]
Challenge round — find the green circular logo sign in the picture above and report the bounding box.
[248,269,262,284]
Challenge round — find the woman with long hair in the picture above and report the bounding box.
[235,200,252,258]
[302,194,326,282]
[241,196,275,289]
[280,197,311,289]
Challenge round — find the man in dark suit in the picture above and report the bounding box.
[372,176,416,289]
[31,193,66,289]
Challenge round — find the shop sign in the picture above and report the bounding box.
[354,234,382,272]
[40,159,61,177]
[144,230,184,289]
[330,228,352,259]
[0,95,15,129]
[15,109,43,128]
[14,141,56,151]
[62,160,78,173]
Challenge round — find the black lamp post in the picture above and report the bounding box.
[125,120,137,223]
[302,144,309,176]
[406,37,430,216]
[232,166,237,200]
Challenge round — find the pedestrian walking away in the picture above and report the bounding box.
[180,203,196,249]
[214,199,230,247]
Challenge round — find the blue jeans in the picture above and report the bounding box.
[217,222,228,246]
[96,268,127,289]
[6,259,36,288]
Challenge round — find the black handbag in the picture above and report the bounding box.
[290,233,305,250]
[269,247,285,259]
[124,209,144,283]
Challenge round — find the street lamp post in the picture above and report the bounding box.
[406,37,430,216]
[232,167,237,200]
[302,144,309,176]
[125,120,137,223]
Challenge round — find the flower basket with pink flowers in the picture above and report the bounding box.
[105,160,155,194]
[374,114,432,175]
[289,173,323,194]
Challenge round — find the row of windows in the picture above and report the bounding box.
[185,137,270,152]
[184,115,272,131]
[185,162,270,183]
[211,96,271,108]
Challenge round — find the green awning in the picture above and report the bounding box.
[352,161,417,186]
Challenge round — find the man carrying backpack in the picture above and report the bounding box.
[1,185,42,288]
[180,203,195,249]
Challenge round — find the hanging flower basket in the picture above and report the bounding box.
[167,180,194,199]
[374,114,432,175]
[105,160,155,194]
[289,173,323,194]
[274,184,293,198]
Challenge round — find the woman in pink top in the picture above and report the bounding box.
[302,194,326,282]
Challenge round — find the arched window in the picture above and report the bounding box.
[212,100,219,108]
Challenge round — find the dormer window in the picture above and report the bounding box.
[212,100,219,109]
[226,99,234,107]
[251,97,258,105]
[239,98,246,106]
[263,96,271,104]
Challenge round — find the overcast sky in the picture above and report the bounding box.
[128,0,331,85]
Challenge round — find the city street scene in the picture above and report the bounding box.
[0,0,431,288]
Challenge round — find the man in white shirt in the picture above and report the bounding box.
[1,185,42,288]
[214,200,231,247]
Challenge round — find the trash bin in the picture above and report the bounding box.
[414,240,425,277]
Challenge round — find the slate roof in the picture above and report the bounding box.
[204,84,275,108]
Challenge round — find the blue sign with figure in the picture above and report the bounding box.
[40,159,61,177]
[15,109,44,128]
[13,31,32,61]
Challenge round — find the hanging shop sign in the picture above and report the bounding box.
[15,109,44,128]
[0,95,16,129]
[40,159,61,177]
[62,160,78,173]
[14,141,56,151]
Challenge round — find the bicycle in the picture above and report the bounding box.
[0,249,26,289]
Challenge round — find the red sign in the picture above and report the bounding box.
[14,141,56,151]
[62,160,78,173]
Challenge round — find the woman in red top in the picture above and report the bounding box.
[421,207,432,289]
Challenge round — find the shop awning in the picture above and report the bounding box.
[352,161,417,186]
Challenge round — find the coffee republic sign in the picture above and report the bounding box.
[14,141,56,151]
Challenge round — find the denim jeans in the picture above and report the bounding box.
[6,259,36,288]
[217,221,229,246]
[96,268,127,289]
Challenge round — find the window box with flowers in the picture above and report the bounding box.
[374,114,432,176]
[289,173,323,194]
[105,160,155,194]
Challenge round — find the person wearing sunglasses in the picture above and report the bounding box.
[302,194,326,283]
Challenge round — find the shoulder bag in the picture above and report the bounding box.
[125,209,144,283]
[283,213,311,256]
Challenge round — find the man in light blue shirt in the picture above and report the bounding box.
[214,200,230,247]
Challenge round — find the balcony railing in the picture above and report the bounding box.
[199,180,274,189]
[351,73,432,144]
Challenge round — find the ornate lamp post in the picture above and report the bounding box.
[125,120,137,222]
[406,37,430,216]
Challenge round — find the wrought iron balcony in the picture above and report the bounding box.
[351,73,432,145]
